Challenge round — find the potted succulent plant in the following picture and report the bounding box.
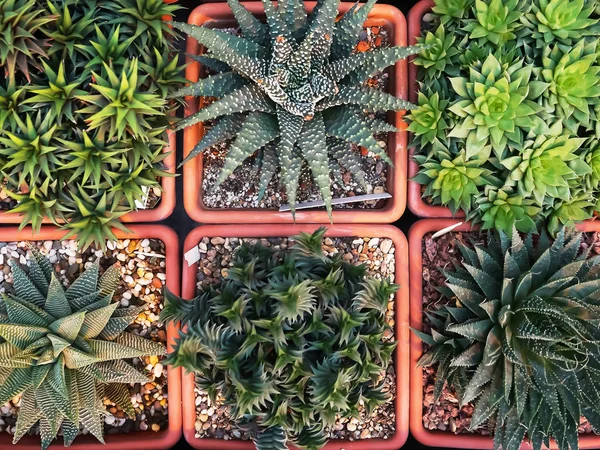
[409,218,600,450]
[170,224,408,449]
[406,0,600,232]
[178,0,419,224]
[0,225,182,449]
[0,0,183,246]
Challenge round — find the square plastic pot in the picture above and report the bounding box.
[180,224,410,449]
[408,219,600,449]
[0,225,182,450]
[406,0,464,219]
[182,1,410,224]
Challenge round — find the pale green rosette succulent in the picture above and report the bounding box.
[548,191,595,236]
[501,123,590,205]
[432,0,474,26]
[448,54,548,159]
[413,140,497,213]
[414,24,460,79]
[407,92,449,147]
[541,39,600,134]
[470,186,541,235]
[521,0,599,47]
[462,0,525,47]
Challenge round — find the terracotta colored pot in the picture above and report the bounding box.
[406,0,463,219]
[0,225,182,450]
[182,2,409,224]
[180,224,410,449]
[408,219,600,449]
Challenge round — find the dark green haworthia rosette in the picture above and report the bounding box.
[173,0,421,217]
[161,228,397,450]
[414,227,600,450]
[0,249,166,449]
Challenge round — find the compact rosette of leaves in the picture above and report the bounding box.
[172,0,421,216]
[0,0,184,250]
[413,24,459,79]
[407,91,449,148]
[0,248,166,449]
[448,54,548,159]
[462,0,525,47]
[161,228,398,450]
[414,227,600,450]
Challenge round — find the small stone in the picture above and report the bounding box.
[380,239,393,254]
[149,356,159,365]
[346,423,357,432]
[151,423,160,432]
[105,415,116,425]
[199,414,209,423]
[211,237,225,245]
[369,238,379,247]
[207,407,215,416]
[360,429,371,438]
[152,278,162,288]
[154,363,163,378]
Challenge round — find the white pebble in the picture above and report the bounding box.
[154,363,163,378]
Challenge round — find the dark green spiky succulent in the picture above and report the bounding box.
[173,0,421,216]
[161,228,397,450]
[0,0,53,80]
[521,0,599,47]
[0,248,166,450]
[415,227,600,450]
[462,0,525,47]
[0,79,26,130]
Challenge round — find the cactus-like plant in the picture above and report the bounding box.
[161,228,397,450]
[414,227,600,450]
[0,248,166,449]
[173,0,421,216]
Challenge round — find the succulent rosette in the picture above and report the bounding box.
[408,92,449,147]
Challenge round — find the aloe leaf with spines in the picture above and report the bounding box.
[520,0,599,48]
[448,53,548,159]
[0,249,165,450]
[161,228,397,450]
[414,226,600,450]
[171,0,422,217]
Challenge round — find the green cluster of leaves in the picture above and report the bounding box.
[0,248,166,449]
[173,0,421,217]
[0,0,185,249]
[414,227,600,450]
[410,0,600,236]
[161,228,398,450]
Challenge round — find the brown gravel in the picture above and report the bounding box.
[192,235,397,441]
[201,27,392,211]
[419,231,600,436]
[0,238,169,438]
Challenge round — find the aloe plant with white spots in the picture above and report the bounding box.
[0,249,166,449]
[173,0,421,217]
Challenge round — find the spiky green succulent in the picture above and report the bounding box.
[161,227,397,450]
[431,0,474,25]
[173,0,421,216]
[0,79,26,131]
[521,0,599,47]
[0,0,53,80]
[469,186,540,235]
[414,25,460,79]
[448,54,547,159]
[407,92,449,147]
[462,0,525,47]
[415,227,600,450]
[0,248,165,450]
[541,39,600,134]
[413,141,497,213]
[547,192,595,236]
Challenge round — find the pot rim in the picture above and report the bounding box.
[0,225,182,450]
[180,223,410,450]
[408,218,600,449]
[182,1,409,224]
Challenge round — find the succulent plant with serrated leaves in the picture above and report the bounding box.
[541,39,600,134]
[469,186,541,235]
[407,92,449,147]
[0,248,165,450]
[161,227,397,450]
[414,25,460,79]
[173,0,421,217]
[413,140,498,213]
[462,0,525,47]
[520,0,599,48]
[0,0,53,80]
[414,227,600,450]
[448,54,548,159]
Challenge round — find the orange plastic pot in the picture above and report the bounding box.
[182,2,410,224]
[406,0,463,219]
[0,132,176,225]
[0,225,182,450]
[180,224,410,449]
[408,219,600,449]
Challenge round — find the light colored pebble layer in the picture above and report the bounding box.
[192,235,397,442]
[0,238,169,437]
